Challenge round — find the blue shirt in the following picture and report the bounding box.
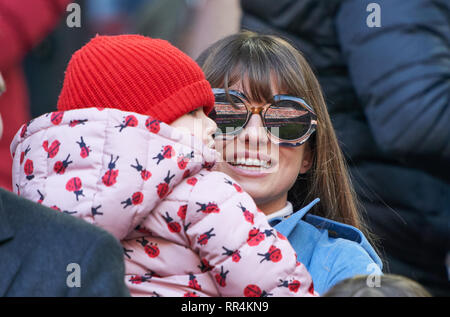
[270,199,383,295]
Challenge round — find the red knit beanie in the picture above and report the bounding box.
[57,34,214,123]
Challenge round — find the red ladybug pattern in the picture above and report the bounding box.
[42,140,61,158]
[130,158,152,181]
[145,117,161,134]
[116,115,138,132]
[24,159,35,180]
[65,177,84,201]
[12,108,317,298]
[53,154,73,174]
[76,136,91,158]
[162,212,181,233]
[50,111,64,125]
[258,245,282,263]
[188,273,202,291]
[102,155,119,186]
[195,202,220,214]
[20,145,31,164]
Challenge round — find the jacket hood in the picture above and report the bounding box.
[10,107,217,240]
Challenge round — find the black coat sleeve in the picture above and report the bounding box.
[336,0,450,160]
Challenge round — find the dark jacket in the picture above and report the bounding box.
[0,188,130,296]
[241,0,450,295]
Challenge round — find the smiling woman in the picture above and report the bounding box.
[198,31,383,295]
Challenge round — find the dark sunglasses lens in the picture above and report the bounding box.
[264,100,312,140]
[211,93,247,136]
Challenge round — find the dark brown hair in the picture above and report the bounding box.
[198,31,369,234]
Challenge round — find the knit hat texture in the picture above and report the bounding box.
[57,34,214,123]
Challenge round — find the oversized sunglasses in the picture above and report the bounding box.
[209,88,317,147]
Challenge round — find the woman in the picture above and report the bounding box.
[197,31,383,295]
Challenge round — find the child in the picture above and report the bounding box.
[323,274,431,297]
[10,34,316,297]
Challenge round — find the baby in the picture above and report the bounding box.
[11,35,316,297]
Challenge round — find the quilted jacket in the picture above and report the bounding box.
[10,107,316,297]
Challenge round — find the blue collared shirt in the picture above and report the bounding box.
[270,199,383,295]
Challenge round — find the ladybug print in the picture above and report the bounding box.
[182,169,191,179]
[76,136,91,158]
[123,247,134,259]
[243,285,272,297]
[50,111,64,125]
[65,177,84,201]
[129,273,153,284]
[135,224,152,235]
[42,140,60,158]
[162,212,181,233]
[195,202,220,214]
[308,282,315,295]
[24,159,34,180]
[121,191,144,208]
[153,145,175,165]
[177,204,187,220]
[183,291,199,297]
[247,228,266,247]
[37,189,44,204]
[20,145,31,164]
[177,151,194,170]
[238,203,254,224]
[102,155,119,186]
[277,231,287,240]
[69,119,88,127]
[215,266,229,288]
[188,273,202,291]
[91,205,103,216]
[130,158,152,181]
[53,154,73,175]
[145,117,161,134]
[137,237,160,258]
[224,178,243,193]
[202,161,215,170]
[156,170,175,199]
[20,124,28,138]
[278,279,301,293]
[258,245,282,263]
[222,246,241,263]
[197,228,215,246]
[116,115,138,132]
[198,258,215,273]
[186,177,197,186]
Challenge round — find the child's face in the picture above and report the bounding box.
[170,108,217,149]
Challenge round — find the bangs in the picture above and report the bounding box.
[201,33,305,104]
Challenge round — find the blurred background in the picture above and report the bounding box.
[0,0,448,296]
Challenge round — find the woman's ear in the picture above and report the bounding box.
[299,141,314,174]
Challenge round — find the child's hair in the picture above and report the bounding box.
[323,274,432,297]
[197,31,367,233]
[57,34,214,124]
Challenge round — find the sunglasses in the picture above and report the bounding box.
[209,88,317,147]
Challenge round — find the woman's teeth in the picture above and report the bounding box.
[230,158,272,170]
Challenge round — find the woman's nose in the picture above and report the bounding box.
[237,113,268,147]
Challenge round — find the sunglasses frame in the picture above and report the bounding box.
[211,88,318,147]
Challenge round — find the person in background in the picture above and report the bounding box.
[0,71,130,297]
[323,274,432,297]
[198,31,383,295]
[238,0,450,295]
